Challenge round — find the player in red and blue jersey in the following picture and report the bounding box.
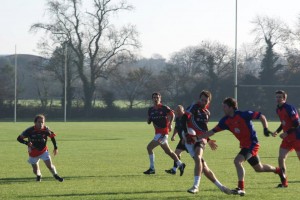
[196,97,283,196]
[143,92,186,176]
[271,90,300,188]
[17,114,64,182]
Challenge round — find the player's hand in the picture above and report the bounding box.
[147,119,151,124]
[208,140,218,150]
[27,142,33,147]
[171,135,175,141]
[168,124,173,132]
[272,131,278,137]
[279,132,288,139]
[53,148,58,156]
[263,128,272,137]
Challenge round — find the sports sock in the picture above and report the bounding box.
[214,180,223,190]
[49,165,57,175]
[194,176,201,188]
[238,180,244,190]
[176,160,183,167]
[173,155,180,168]
[36,169,41,176]
[149,154,155,169]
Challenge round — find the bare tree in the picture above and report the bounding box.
[251,15,290,84]
[31,0,140,111]
[112,66,152,109]
[193,41,234,89]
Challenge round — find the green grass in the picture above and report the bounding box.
[0,122,299,200]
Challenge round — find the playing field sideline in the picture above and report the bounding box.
[0,122,299,199]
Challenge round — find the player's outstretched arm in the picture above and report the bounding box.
[197,130,215,140]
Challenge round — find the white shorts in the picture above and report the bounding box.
[182,131,206,158]
[153,134,168,145]
[28,150,51,165]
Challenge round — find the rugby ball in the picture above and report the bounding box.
[187,128,196,136]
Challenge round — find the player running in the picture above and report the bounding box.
[165,105,187,175]
[171,91,231,194]
[271,90,300,188]
[17,114,64,182]
[143,92,186,175]
[196,97,284,196]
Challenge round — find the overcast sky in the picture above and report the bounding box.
[1,0,299,59]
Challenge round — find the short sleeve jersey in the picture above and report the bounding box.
[212,110,261,149]
[21,126,56,157]
[186,102,210,131]
[148,104,173,134]
[276,103,299,132]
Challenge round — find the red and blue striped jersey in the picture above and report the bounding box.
[212,110,261,149]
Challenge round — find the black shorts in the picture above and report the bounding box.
[239,148,260,166]
[176,139,187,151]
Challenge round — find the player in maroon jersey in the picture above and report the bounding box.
[179,91,231,194]
[271,90,300,188]
[196,97,283,196]
[143,92,186,175]
[17,114,64,182]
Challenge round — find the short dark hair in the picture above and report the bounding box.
[275,90,287,99]
[34,114,45,123]
[152,92,161,98]
[223,97,238,110]
[199,90,212,101]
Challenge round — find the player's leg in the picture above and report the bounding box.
[160,142,186,176]
[232,151,247,196]
[251,155,277,172]
[187,145,203,194]
[28,156,42,181]
[31,163,42,182]
[144,139,160,174]
[277,147,289,187]
[166,139,186,175]
[165,148,183,175]
[40,150,64,182]
[202,159,232,194]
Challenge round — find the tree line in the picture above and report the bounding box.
[0,0,300,120]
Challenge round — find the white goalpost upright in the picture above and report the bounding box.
[64,45,68,122]
[14,45,17,123]
[234,0,238,100]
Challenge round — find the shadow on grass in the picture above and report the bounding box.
[59,138,125,141]
[22,190,184,199]
[0,174,144,185]
[0,177,34,184]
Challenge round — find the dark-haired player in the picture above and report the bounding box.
[168,91,231,194]
[143,92,186,175]
[196,97,283,196]
[17,114,64,182]
[271,90,300,188]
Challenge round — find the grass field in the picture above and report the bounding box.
[0,121,299,200]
